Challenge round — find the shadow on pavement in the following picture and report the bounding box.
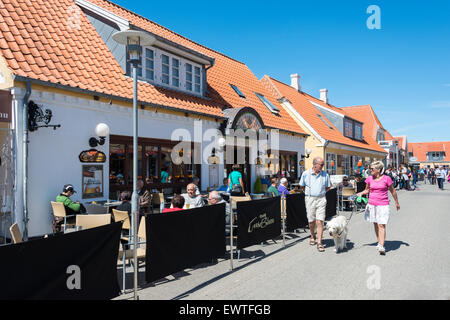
[364,240,410,252]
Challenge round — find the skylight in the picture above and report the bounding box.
[255,93,280,114]
[230,84,246,99]
[317,114,334,129]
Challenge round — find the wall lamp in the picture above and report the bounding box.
[301,148,312,159]
[89,123,110,148]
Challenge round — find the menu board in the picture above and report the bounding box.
[82,165,104,199]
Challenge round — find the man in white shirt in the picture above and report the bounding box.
[299,157,331,252]
[182,183,204,209]
[435,166,445,190]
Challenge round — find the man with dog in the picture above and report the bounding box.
[299,157,331,252]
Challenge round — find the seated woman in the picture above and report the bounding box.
[162,194,185,213]
[116,191,132,216]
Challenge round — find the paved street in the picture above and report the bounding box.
[119,181,450,300]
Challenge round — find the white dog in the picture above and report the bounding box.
[327,215,348,253]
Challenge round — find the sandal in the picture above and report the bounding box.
[310,238,316,246]
[317,243,325,252]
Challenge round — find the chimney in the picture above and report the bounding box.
[320,89,328,104]
[290,74,301,92]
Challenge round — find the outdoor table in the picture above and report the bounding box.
[102,201,122,213]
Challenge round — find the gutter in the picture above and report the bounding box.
[22,81,32,240]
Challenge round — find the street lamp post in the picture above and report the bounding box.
[112,30,155,300]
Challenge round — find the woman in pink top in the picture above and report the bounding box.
[357,161,400,255]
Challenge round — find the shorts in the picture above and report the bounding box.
[305,196,327,223]
[364,204,390,225]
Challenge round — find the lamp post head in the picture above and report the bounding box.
[112,30,156,65]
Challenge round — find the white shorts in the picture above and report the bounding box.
[364,204,390,225]
[305,196,327,223]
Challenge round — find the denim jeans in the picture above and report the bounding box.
[437,178,444,189]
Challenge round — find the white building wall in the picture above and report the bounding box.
[13,87,220,237]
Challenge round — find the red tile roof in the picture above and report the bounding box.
[261,76,386,154]
[409,142,450,162]
[0,0,307,135]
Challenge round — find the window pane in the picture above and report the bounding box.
[127,145,142,185]
[186,73,192,82]
[172,58,179,68]
[146,48,154,59]
[173,78,179,87]
[173,68,179,78]
[162,54,169,64]
[110,144,126,186]
[195,84,200,93]
[145,146,159,183]
[186,63,192,72]
[186,82,192,91]
[162,64,169,75]
[146,69,154,80]
[194,66,200,75]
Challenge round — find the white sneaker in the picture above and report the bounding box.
[378,245,386,255]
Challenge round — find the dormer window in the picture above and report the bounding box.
[344,117,363,141]
[131,46,205,96]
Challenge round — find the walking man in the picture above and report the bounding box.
[299,157,331,252]
[435,166,445,190]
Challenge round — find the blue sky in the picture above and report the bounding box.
[113,0,450,142]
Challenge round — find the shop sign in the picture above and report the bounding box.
[79,149,106,163]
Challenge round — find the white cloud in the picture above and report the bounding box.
[429,101,450,109]
[390,120,450,134]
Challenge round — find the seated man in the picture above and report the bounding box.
[54,184,86,233]
[56,184,86,215]
[162,194,185,213]
[216,178,229,192]
[182,183,204,209]
[208,191,232,235]
[337,176,354,195]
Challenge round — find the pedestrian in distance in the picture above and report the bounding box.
[357,161,400,255]
[299,157,331,253]
[435,166,445,190]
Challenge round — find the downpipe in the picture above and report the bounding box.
[22,81,31,240]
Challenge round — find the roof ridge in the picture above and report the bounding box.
[101,0,246,65]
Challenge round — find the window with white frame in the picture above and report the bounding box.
[342,154,351,176]
[194,66,201,93]
[134,46,204,96]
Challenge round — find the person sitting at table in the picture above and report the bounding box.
[208,191,232,234]
[54,184,86,233]
[182,183,204,209]
[267,178,279,197]
[162,194,185,213]
[192,176,201,196]
[337,176,354,195]
[137,179,151,216]
[277,178,290,197]
[216,178,229,192]
[56,184,87,215]
[116,191,132,217]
